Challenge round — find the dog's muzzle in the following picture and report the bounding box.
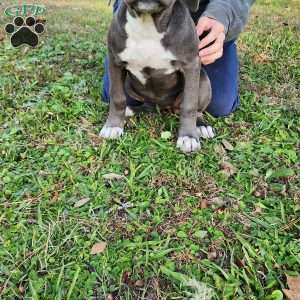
[126,0,165,14]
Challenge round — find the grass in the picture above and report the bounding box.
[0,0,299,299]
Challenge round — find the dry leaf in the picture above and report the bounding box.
[102,173,125,181]
[214,144,226,156]
[135,280,144,287]
[18,285,25,294]
[74,198,90,208]
[91,242,107,255]
[219,161,237,177]
[106,294,113,300]
[52,191,60,203]
[283,275,300,300]
[254,205,263,214]
[161,131,172,140]
[222,139,234,151]
[200,199,208,209]
[209,197,227,207]
[207,251,217,260]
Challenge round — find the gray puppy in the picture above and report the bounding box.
[100,0,215,153]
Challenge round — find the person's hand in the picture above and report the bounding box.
[196,16,225,65]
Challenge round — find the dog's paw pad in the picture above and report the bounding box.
[197,126,215,139]
[100,126,124,139]
[5,16,45,48]
[176,136,201,153]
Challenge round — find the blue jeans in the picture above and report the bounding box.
[101,1,240,117]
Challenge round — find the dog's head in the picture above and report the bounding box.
[124,0,200,14]
[124,0,176,14]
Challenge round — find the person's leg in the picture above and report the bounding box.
[102,56,111,103]
[101,0,119,103]
[203,40,240,117]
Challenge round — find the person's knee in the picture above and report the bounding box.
[206,94,240,118]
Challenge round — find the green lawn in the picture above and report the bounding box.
[0,0,299,299]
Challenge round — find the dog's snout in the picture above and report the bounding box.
[125,0,167,14]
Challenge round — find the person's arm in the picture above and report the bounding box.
[196,0,255,65]
[202,0,255,42]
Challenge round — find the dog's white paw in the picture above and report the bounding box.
[176,136,201,153]
[197,126,215,139]
[100,126,124,139]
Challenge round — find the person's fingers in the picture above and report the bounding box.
[198,27,219,50]
[196,17,210,36]
[199,32,225,57]
[201,50,223,65]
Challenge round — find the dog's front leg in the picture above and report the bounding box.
[177,61,201,153]
[100,52,126,139]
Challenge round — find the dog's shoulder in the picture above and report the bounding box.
[162,1,199,63]
[108,2,128,54]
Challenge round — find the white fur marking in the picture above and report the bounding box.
[198,126,215,139]
[119,12,176,85]
[100,126,124,139]
[125,106,135,117]
[177,136,201,153]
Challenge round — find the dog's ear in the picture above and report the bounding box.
[183,0,200,12]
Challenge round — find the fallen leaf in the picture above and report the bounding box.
[161,131,172,140]
[222,139,234,151]
[254,205,263,214]
[74,198,90,208]
[200,199,208,209]
[91,242,107,255]
[283,275,300,300]
[18,285,25,294]
[52,191,60,203]
[236,258,246,268]
[249,168,260,177]
[207,251,217,260]
[135,280,144,287]
[102,173,125,181]
[209,197,227,208]
[122,271,132,284]
[219,161,237,177]
[106,294,113,300]
[214,144,226,156]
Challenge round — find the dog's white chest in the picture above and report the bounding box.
[119,12,176,84]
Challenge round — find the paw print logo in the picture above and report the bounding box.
[5,16,45,48]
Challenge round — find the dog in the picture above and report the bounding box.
[100,0,215,153]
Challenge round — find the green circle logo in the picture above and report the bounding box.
[4,4,46,17]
